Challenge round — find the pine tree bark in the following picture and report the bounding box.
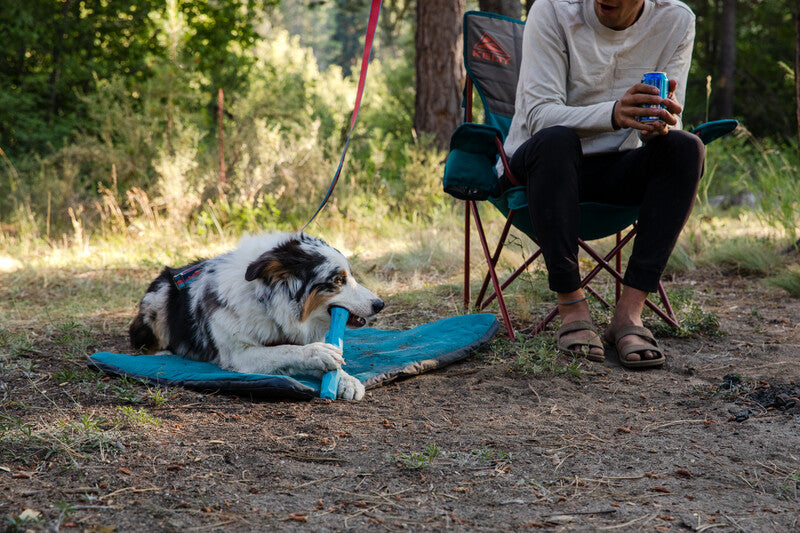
[414,0,466,150]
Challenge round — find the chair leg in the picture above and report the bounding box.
[530,306,558,335]
[584,284,612,309]
[464,201,471,311]
[470,202,516,341]
[479,249,541,310]
[465,213,679,338]
[528,242,621,335]
[654,281,679,328]
[615,232,622,302]
[657,281,676,320]
[577,236,680,329]
[476,210,517,306]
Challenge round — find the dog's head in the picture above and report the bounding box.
[244,234,384,329]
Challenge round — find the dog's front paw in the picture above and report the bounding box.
[337,371,365,401]
[302,342,345,372]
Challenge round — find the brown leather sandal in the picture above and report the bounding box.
[608,325,665,368]
[556,320,605,362]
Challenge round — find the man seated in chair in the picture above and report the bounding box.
[502,0,704,367]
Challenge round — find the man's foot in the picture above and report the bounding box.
[556,320,605,361]
[604,285,664,367]
[603,323,665,368]
[556,294,604,360]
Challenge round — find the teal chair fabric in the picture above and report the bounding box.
[443,123,503,201]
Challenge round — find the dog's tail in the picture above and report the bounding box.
[129,312,158,353]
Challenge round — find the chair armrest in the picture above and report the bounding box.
[448,123,503,153]
[690,119,739,145]
[444,123,504,201]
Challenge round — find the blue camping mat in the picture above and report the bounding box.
[89,313,499,400]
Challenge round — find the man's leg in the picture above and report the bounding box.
[509,126,603,358]
[582,130,705,361]
[511,126,583,292]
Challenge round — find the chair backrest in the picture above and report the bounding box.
[462,11,525,138]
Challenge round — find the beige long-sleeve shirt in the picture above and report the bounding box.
[503,0,696,158]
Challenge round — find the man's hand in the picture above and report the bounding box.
[613,79,681,137]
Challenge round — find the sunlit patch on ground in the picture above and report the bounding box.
[0,255,22,272]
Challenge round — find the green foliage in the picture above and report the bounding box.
[0,327,36,359]
[5,509,44,532]
[0,0,276,156]
[146,386,171,407]
[664,242,696,276]
[117,406,162,426]
[745,140,800,246]
[52,321,95,360]
[1,1,797,247]
[697,133,751,200]
[700,236,785,276]
[646,286,722,338]
[470,447,511,464]
[0,412,123,464]
[767,265,800,298]
[197,194,282,236]
[685,1,795,138]
[779,473,800,501]
[395,443,440,470]
[504,334,583,378]
[696,130,799,249]
[53,367,102,384]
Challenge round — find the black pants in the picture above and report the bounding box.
[508,126,705,294]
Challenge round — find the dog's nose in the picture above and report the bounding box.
[372,299,385,314]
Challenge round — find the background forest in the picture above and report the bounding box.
[2,6,800,529]
[0,0,798,246]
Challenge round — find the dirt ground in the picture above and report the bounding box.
[1,269,799,532]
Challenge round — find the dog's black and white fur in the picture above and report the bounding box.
[129,232,384,400]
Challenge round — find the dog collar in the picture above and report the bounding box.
[173,264,203,290]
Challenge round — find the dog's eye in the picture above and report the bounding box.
[333,275,346,286]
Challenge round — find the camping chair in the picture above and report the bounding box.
[443,10,738,341]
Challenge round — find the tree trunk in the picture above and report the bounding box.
[716,0,736,119]
[48,0,75,124]
[414,0,466,150]
[795,0,800,151]
[479,0,521,19]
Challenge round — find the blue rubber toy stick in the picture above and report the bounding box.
[320,307,348,399]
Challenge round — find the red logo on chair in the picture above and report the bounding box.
[472,32,511,65]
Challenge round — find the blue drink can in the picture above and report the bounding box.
[640,72,668,122]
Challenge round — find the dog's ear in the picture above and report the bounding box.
[245,252,290,283]
[245,237,325,284]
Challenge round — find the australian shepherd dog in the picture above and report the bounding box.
[129,232,384,400]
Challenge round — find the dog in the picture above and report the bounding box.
[129,232,384,400]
